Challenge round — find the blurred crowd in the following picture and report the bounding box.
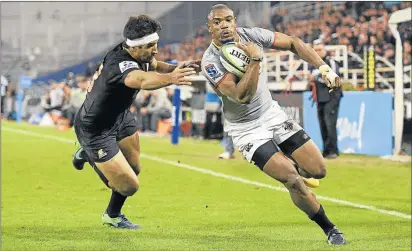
[156,2,411,68]
[2,1,411,138]
[35,74,89,127]
[156,28,210,63]
[273,2,412,67]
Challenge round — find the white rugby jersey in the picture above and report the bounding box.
[201,27,277,123]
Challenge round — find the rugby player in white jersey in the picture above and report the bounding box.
[201,4,346,245]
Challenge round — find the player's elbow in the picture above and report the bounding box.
[237,94,252,104]
[291,36,303,45]
[290,36,304,52]
[238,97,252,104]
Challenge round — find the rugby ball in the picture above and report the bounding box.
[219,42,250,78]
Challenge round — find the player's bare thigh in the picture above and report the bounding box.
[275,119,326,179]
[95,150,140,196]
[118,131,141,175]
[291,139,326,179]
[262,152,299,183]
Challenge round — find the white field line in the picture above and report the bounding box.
[2,126,411,220]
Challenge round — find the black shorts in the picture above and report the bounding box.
[252,129,311,170]
[74,110,138,163]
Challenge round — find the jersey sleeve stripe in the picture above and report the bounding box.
[203,72,215,85]
[272,32,276,48]
[215,73,229,87]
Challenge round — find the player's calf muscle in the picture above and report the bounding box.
[262,153,297,183]
[284,174,308,195]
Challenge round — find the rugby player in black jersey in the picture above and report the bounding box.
[72,14,198,229]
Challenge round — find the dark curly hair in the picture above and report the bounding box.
[123,14,162,48]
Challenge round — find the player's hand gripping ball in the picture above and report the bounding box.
[219,42,250,78]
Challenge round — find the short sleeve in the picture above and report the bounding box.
[247,27,276,49]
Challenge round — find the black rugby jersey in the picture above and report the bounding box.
[78,43,150,130]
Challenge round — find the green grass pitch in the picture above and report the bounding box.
[1,121,411,251]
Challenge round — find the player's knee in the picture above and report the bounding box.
[119,183,139,197]
[299,159,327,179]
[311,161,327,179]
[117,176,139,196]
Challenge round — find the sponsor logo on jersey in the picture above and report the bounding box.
[119,61,139,73]
[205,64,223,81]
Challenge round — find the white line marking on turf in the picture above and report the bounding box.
[3,139,49,142]
[3,126,411,220]
[140,154,411,220]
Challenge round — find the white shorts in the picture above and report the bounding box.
[224,100,302,162]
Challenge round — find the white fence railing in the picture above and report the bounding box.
[263,45,411,92]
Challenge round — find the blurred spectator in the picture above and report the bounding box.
[84,62,96,78]
[135,90,152,131]
[383,44,396,64]
[49,82,65,122]
[189,88,206,138]
[404,41,412,66]
[3,89,16,120]
[66,72,76,87]
[218,132,235,159]
[1,74,9,117]
[355,33,369,54]
[203,85,223,140]
[62,77,88,127]
[144,89,173,132]
[271,9,284,28]
[40,91,52,112]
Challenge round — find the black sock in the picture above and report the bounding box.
[106,191,127,218]
[310,205,335,234]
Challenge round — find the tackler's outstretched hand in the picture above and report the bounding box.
[182,60,201,73]
[169,62,197,85]
[319,65,341,91]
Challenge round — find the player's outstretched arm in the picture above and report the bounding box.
[272,32,340,88]
[272,32,325,68]
[152,58,201,74]
[151,58,177,73]
[124,62,196,90]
